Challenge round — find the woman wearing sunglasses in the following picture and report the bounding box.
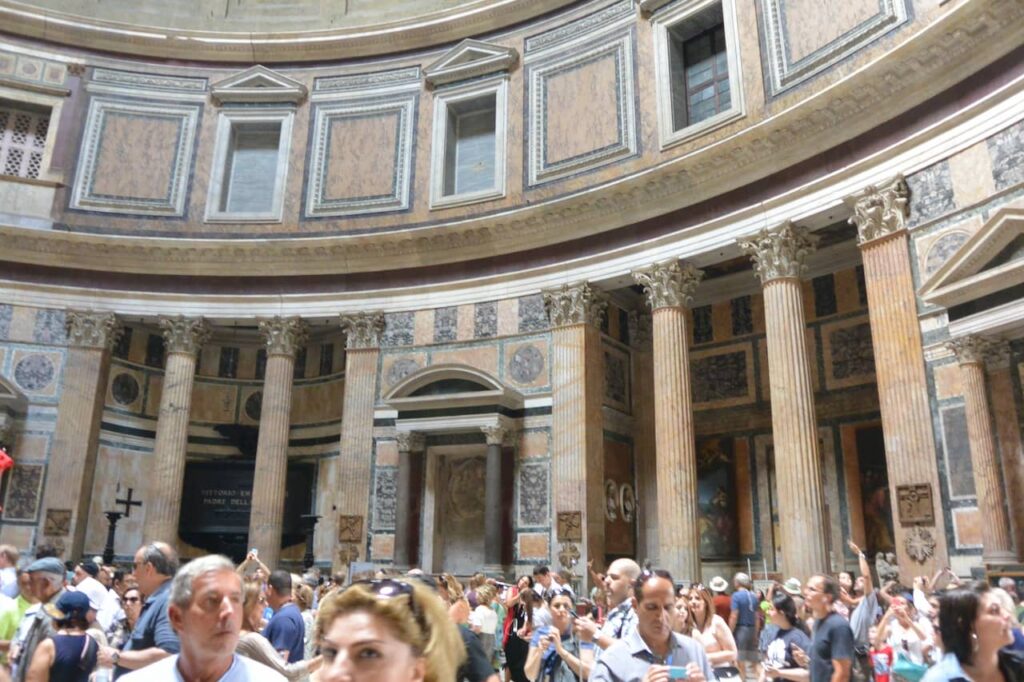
[314,578,464,682]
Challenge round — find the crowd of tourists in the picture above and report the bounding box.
[0,538,1020,682]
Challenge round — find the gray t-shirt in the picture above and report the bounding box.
[810,612,855,682]
[590,629,716,682]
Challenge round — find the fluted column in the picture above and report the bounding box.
[482,425,508,573]
[740,222,829,580]
[333,313,385,572]
[41,311,121,558]
[393,431,425,570]
[948,337,1015,564]
[248,317,308,569]
[633,260,704,582]
[629,311,658,564]
[544,283,606,584]
[847,177,948,575]
[983,342,1024,560]
[144,316,211,545]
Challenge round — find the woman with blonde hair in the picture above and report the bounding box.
[314,578,465,682]
[439,572,471,625]
[236,580,322,680]
[688,586,740,666]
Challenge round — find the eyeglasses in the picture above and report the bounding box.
[124,596,141,603]
[352,579,429,640]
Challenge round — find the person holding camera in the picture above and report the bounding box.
[524,593,595,681]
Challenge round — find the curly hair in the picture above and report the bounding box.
[316,580,465,682]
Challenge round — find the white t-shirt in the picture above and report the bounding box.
[119,653,286,681]
[886,618,934,665]
[469,604,499,636]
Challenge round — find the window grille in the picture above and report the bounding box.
[0,107,49,179]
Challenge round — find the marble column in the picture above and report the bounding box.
[544,283,606,584]
[947,336,1015,564]
[983,342,1024,560]
[393,431,425,570]
[633,260,704,582]
[144,316,211,545]
[248,317,308,570]
[740,222,829,580]
[481,424,507,574]
[847,177,948,575]
[629,311,658,565]
[41,311,121,558]
[333,313,385,571]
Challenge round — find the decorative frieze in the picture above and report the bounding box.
[64,310,121,350]
[258,316,309,358]
[543,283,608,328]
[632,260,704,310]
[158,316,211,356]
[739,221,818,284]
[847,175,910,245]
[340,312,385,349]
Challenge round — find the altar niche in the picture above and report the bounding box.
[179,460,314,561]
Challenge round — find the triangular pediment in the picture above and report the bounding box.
[211,65,307,105]
[921,207,1024,310]
[423,39,518,87]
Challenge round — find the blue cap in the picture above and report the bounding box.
[26,557,65,574]
[44,591,92,621]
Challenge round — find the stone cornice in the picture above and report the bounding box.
[739,221,818,285]
[339,312,385,350]
[0,0,1018,280]
[632,260,704,310]
[847,175,910,246]
[159,315,211,356]
[258,316,308,358]
[65,310,121,350]
[543,282,607,328]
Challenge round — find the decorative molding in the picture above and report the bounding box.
[946,335,1000,366]
[481,424,508,446]
[314,67,421,95]
[89,68,207,96]
[424,39,518,87]
[526,30,638,186]
[738,221,818,284]
[847,175,910,245]
[64,310,121,350]
[632,260,704,309]
[543,282,608,328]
[306,94,416,217]
[340,312,385,349]
[904,526,936,564]
[159,315,211,356]
[395,431,425,453]
[761,0,910,94]
[525,0,635,54]
[210,65,306,105]
[0,49,68,92]
[258,316,308,358]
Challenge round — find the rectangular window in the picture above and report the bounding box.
[0,105,49,180]
[145,333,165,369]
[693,305,713,344]
[218,347,240,378]
[255,349,267,381]
[731,295,753,336]
[678,24,730,127]
[293,346,307,380]
[430,77,507,208]
[319,343,334,376]
[812,274,838,318]
[206,109,293,222]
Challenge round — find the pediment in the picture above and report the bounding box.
[423,39,518,87]
[0,374,27,412]
[921,207,1024,309]
[211,66,307,105]
[383,363,522,413]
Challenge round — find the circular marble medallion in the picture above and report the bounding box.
[508,344,544,384]
[14,353,55,391]
[111,372,139,405]
[244,391,263,421]
[387,357,419,386]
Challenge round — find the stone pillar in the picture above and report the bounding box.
[333,313,385,571]
[740,222,829,580]
[393,431,425,570]
[544,283,606,585]
[633,260,704,582]
[947,336,1016,564]
[144,316,211,545]
[248,317,308,570]
[629,311,658,565]
[984,342,1024,560]
[481,424,507,574]
[41,311,121,558]
[847,177,948,575]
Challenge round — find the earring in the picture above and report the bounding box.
[971,632,979,653]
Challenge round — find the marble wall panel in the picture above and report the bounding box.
[940,404,975,499]
[518,294,548,333]
[0,305,11,340]
[373,468,397,530]
[190,381,237,423]
[3,463,43,521]
[376,439,399,467]
[544,56,621,165]
[91,114,180,201]
[952,507,983,548]
[518,532,549,560]
[475,302,498,339]
[921,229,971,280]
[380,352,427,395]
[291,379,344,425]
[603,344,630,412]
[413,309,434,347]
[987,119,1024,191]
[457,304,476,341]
[948,141,996,208]
[519,430,550,459]
[382,312,415,347]
[498,299,520,337]
[372,533,395,561]
[783,0,878,64]
[431,346,498,376]
[33,309,66,345]
[822,319,875,390]
[519,461,549,526]
[11,349,62,399]
[144,375,163,417]
[833,269,862,314]
[691,345,755,408]
[907,161,956,226]
[83,444,150,557]
[434,307,458,344]
[932,362,963,400]
[505,340,549,389]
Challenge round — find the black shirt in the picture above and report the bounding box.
[459,625,495,681]
[810,612,854,682]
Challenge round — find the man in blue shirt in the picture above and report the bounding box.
[730,572,760,680]
[263,570,304,662]
[98,542,181,679]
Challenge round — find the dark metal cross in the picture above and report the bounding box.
[116,488,142,518]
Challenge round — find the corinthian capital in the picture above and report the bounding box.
[947,335,1003,367]
[340,312,385,350]
[847,175,910,245]
[65,310,122,350]
[159,316,211,356]
[738,221,818,285]
[543,283,607,328]
[259,316,308,357]
[632,260,704,310]
[395,431,425,453]
[481,425,508,446]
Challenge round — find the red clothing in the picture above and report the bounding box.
[870,645,894,682]
[713,593,732,621]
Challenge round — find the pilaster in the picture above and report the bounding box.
[628,311,658,564]
[481,425,508,574]
[393,431,425,569]
[983,342,1024,561]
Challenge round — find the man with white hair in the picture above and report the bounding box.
[121,554,283,681]
[10,556,66,682]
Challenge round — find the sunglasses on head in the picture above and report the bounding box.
[352,578,429,639]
